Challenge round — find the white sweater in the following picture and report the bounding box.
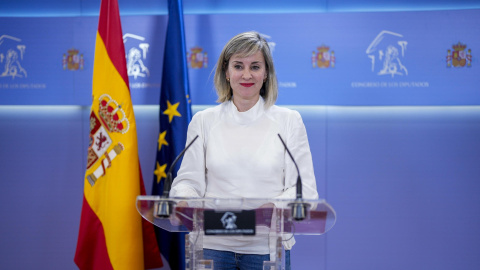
[170,97,318,256]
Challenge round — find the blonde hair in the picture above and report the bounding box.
[214,31,278,108]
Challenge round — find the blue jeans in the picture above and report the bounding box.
[203,249,291,270]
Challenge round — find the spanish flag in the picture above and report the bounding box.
[74,0,162,269]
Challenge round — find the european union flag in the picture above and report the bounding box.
[152,0,192,269]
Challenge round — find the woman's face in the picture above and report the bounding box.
[225,50,267,105]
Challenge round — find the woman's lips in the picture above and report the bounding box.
[240,83,255,87]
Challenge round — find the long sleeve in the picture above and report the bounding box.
[274,110,318,200]
[169,112,206,198]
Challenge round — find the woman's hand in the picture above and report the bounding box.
[169,201,189,226]
[176,201,189,208]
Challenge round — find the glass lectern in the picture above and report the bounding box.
[137,196,336,270]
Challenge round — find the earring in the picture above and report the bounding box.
[227,78,230,82]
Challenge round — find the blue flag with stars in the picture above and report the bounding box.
[152,0,192,269]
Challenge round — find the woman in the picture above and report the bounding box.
[170,31,318,270]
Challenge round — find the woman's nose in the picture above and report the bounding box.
[242,69,252,79]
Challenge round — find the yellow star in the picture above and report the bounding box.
[163,100,182,123]
[154,162,167,184]
[157,131,169,151]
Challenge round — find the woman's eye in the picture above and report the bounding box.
[252,66,260,70]
[234,65,242,70]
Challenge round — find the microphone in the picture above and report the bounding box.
[277,134,308,221]
[163,134,199,197]
[155,135,199,218]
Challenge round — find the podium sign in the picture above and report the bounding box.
[204,210,256,235]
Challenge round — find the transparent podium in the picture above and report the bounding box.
[137,196,336,270]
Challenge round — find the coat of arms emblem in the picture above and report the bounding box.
[86,94,130,186]
[447,42,472,68]
[187,47,208,69]
[63,48,84,71]
[312,46,335,68]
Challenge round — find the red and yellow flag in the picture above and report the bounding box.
[74,0,162,269]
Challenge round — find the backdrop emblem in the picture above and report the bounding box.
[187,47,208,69]
[312,45,335,68]
[447,42,472,68]
[62,48,84,71]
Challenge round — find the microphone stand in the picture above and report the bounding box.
[278,134,309,221]
[155,135,199,218]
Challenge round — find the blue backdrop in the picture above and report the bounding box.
[1,10,479,106]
